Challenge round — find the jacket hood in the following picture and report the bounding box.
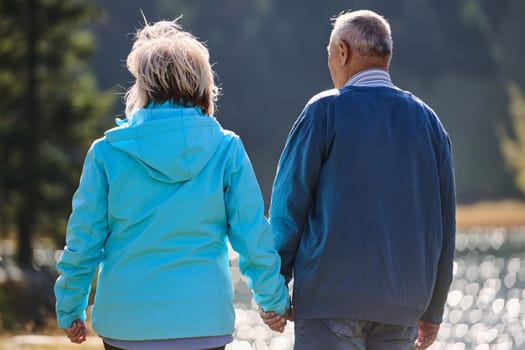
[105,104,224,183]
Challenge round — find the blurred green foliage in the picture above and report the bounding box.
[0,0,114,265]
[501,83,525,194]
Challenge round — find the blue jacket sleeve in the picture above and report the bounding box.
[269,105,327,284]
[224,138,290,315]
[421,135,456,323]
[54,143,109,329]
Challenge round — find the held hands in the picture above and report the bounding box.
[63,319,87,344]
[415,320,440,349]
[259,306,294,333]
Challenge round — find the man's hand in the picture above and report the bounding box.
[285,306,294,322]
[63,319,87,344]
[259,308,292,333]
[415,320,440,349]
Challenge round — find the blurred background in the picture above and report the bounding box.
[0,0,525,349]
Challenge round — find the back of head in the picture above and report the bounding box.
[331,10,392,61]
[125,19,219,117]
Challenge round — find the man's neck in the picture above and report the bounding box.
[346,55,390,80]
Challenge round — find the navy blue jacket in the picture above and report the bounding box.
[270,86,456,326]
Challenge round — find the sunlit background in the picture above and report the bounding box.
[1,0,525,349]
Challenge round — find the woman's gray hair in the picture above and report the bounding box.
[331,10,393,58]
[125,18,219,117]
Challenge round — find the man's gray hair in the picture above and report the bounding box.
[331,10,392,58]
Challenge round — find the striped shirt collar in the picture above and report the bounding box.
[344,68,395,88]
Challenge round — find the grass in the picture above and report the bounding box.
[456,199,525,228]
[0,335,102,350]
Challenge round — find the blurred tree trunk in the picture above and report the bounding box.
[17,0,39,267]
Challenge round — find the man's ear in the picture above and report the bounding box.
[338,40,350,65]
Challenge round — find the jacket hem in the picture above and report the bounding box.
[294,298,423,326]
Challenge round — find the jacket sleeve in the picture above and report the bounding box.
[421,135,456,323]
[269,105,327,284]
[224,138,290,315]
[54,143,109,329]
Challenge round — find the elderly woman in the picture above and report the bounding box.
[54,19,290,350]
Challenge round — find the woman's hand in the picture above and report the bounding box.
[64,319,87,344]
[259,307,294,333]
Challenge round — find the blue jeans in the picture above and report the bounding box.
[294,319,417,350]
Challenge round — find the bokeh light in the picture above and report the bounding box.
[228,227,525,349]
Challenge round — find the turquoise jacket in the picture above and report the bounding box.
[55,102,289,340]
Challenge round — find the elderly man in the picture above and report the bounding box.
[261,9,456,350]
